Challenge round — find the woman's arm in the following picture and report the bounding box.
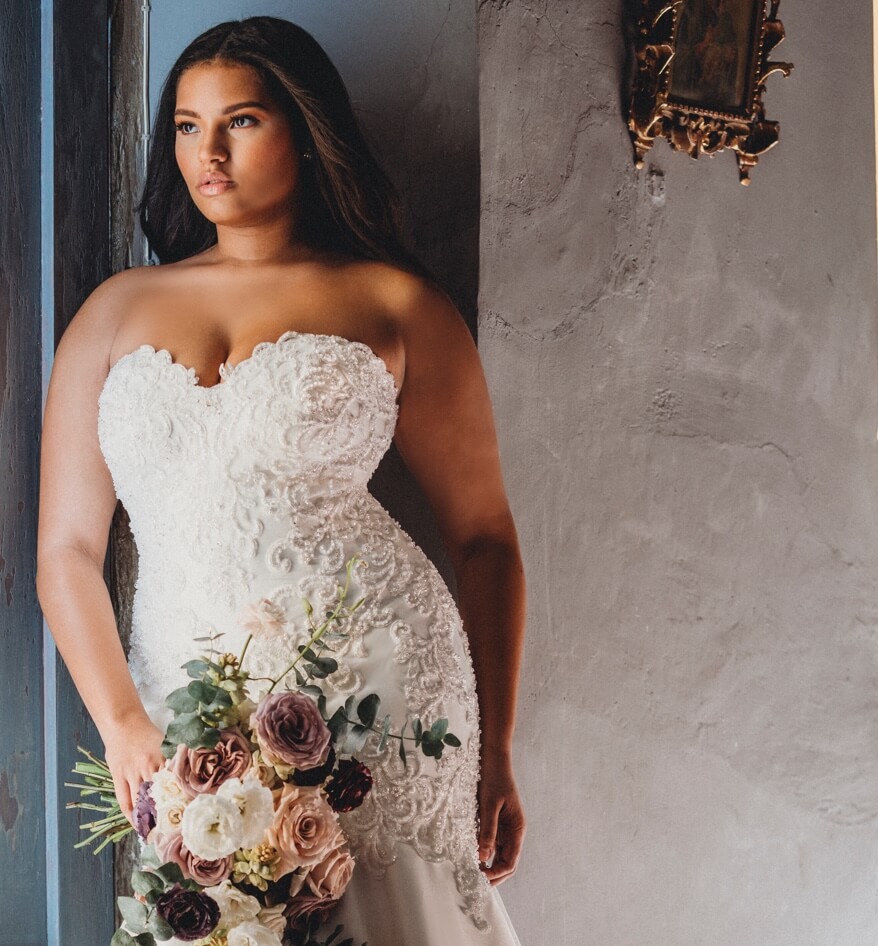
[36,273,165,825]
[390,274,527,886]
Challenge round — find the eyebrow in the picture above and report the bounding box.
[173,101,270,117]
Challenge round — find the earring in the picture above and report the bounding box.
[302,148,313,161]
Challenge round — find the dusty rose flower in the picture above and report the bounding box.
[265,784,344,878]
[171,728,253,798]
[324,758,372,812]
[238,598,287,640]
[291,745,336,787]
[252,692,331,771]
[134,780,157,839]
[155,884,220,941]
[306,843,355,900]
[284,894,337,931]
[154,830,234,886]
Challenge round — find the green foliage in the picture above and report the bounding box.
[117,896,148,933]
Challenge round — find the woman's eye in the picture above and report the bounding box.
[230,114,257,128]
[174,121,196,134]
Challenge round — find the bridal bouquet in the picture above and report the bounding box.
[67,555,461,946]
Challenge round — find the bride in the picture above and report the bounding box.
[37,15,526,944]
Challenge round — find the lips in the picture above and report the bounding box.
[197,171,235,195]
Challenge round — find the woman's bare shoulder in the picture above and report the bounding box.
[57,265,164,369]
[339,259,459,335]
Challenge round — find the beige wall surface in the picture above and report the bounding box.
[481,3,878,944]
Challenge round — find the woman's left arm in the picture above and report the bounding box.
[390,275,527,886]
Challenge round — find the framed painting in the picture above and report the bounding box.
[627,0,793,184]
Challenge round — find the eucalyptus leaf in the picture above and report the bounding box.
[356,693,380,728]
[344,724,369,753]
[131,870,163,896]
[443,733,462,747]
[117,896,148,933]
[111,930,137,946]
[344,694,356,717]
[187,680,218,703]
[327,707,349,742]
[134,934,157,946]
[429,718,448,740]
[181,659,210,679]
[316,656,338,675]
[299,685,324,700]
[147,911,174,941]
[166,712,205,746]
[155,861,185,885]
[165,687,198,713]
[139,844,161,869]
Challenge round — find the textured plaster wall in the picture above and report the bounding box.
[478,2,878,944]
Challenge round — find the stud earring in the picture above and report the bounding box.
[302,148,313,161]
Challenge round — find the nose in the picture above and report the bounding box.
[198,125,229,164]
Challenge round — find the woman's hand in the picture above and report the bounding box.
[477,749,526,886]
[102,714,166,829]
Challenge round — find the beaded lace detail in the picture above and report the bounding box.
[97,330,490,930]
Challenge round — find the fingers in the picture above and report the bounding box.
[482,804,526,886]
[477,793,501,867]
[113,771,134,828]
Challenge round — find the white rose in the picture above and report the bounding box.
[203,879,260,927]
[228,919,284,946]
[256,903,287,937]
[217,776,275,848]
[181,792,243,859]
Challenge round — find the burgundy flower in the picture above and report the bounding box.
[253,691,332,770]
[155,884,220,942]
[134,780,157,840]
[325,758,373,813]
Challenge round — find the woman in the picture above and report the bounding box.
[36,15,525,944]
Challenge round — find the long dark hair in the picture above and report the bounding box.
[139,16,425,273]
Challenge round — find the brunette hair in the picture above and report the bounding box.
[138,16,425,272]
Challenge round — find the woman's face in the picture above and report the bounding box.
[174,61,302,228]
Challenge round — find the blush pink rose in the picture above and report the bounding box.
[252,692,332,771]
[265,785,343,878]
[171,728,252,799]
[305,843,355,900]
[154,830,234,886]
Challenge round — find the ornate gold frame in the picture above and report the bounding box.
[627,0,793,184]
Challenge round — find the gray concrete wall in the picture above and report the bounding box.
[478,2,878,944]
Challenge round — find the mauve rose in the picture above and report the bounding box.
[171,728,253,798]
[284,894,337,931]
[292,745,336,787]
[134,780,157,839]
[154,830,234,886]
[253,692,331,771]
[306,843,355,900]
[324,758,372,812]
[155,884,220,942]
[265,784,343,878]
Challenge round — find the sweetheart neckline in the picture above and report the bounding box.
[104,329,401,399]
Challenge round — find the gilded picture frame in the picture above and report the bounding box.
[627,0,793,184]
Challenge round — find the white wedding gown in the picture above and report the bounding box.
[97,329,521,945]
